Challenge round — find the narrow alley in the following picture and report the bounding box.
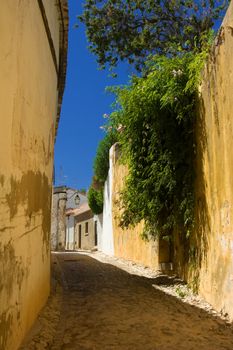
[21,252,233,350]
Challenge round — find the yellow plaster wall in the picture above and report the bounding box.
[196,4,233,319]
[174,2,233,320]
[0,1,61,349]
[42,0,60,63]
[109,2,233,319]
[111,145,159,269]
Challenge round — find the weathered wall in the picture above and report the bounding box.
[51,188,67,251]
[0,1,68,349]
[174,2,233,320]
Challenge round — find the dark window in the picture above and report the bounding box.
[94,221,97,246]
[78,225,81,249]
[85,222,88,234]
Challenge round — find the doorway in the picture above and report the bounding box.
[94,221,98,246]
[78,224,82,249]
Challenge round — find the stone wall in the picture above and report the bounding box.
[51,188,88,251]
[0,1,68,349]
[51,188,67,251]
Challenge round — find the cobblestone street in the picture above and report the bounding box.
[21,252,233,350]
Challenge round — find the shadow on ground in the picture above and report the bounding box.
[21,252,233,350]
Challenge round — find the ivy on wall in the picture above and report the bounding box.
[106,45,211,237]
[90,31,212,230]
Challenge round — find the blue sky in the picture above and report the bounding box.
[55,1,225,191]
[54,0,131,190]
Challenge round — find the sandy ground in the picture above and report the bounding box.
[20,251,233,350]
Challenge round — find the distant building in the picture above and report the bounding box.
[72,203,102,250]
[51,186,103,251]
[65,188,88,250]
[51,186,88,250]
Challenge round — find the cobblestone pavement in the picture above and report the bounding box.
[21,252,233,350]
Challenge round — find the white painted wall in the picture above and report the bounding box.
[94,213,103,247]
[99,146,115,255]
[66,215,75,250]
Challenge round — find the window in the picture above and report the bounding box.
[85,222,88,234]
[78,225,81,249]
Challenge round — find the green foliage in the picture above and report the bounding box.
[79,0,228,71]
[188,274,200,295]
[175,286,188,299]
[88,187,104,214]
[108,50,209,237]
[94,132,118,183]
[88,129,118,215]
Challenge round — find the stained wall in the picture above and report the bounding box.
[196,2,233,319]
[0,1,68,349]
[173,2,233,320]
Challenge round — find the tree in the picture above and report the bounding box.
[79,0,228,71]
[94,131,118,182]
[87,131,118,214]
[88,187,104,214]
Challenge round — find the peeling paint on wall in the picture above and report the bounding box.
[0,311,13,350]
[0,1,68,349]
[0,175,4,187]
[5,172,51,252]
[0,241,28,297]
